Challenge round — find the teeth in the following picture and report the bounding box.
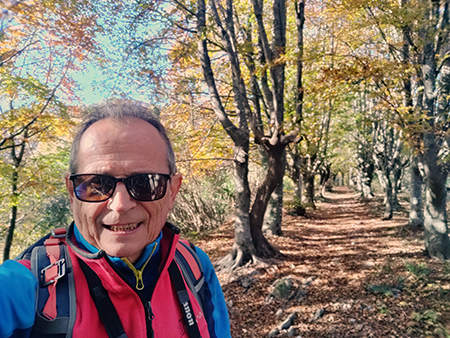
[105,223,140,232]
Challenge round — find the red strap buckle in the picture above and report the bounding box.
[41,227,67,320]
[40,258,66,287]
[51,228,67,238]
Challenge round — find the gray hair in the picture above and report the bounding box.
[69,100,177,174]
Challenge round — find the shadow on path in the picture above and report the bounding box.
[206,186,447,338]
[224,185,432,338]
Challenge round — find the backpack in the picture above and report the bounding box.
[15,228,206,338]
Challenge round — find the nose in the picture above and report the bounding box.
[107,182,137,212]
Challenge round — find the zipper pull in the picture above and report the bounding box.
[136,269,144,290]
[121,244,157,291]
[145,301,155,338]
[146,301,154,321]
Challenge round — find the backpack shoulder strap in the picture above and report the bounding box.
[174,240,206,313]
[168,259,202,338]
[21,228,77,337]
[78,258,128,338]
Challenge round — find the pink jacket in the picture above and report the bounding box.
[66,225,210,338]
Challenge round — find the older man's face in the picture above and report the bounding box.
[66,117,182,263]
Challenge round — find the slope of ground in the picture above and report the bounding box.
[195,186,450,338]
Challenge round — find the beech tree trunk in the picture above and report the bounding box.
[196,0,259,270]
[3,170,18,262]
[287,146,304,202]
[260,146,284,237]
[196,0,299,269]
[357,161,374,198]
[250,143,287,257]
[263,182,283,237]
[231,142,256,259]
[382,172,393,220]
[392,161,403,210]
[400,0,423,229]
[416,0,450,259]
[421,135,450,259]
[3,128,27,262]
[372,121,406,220]
[304,171,315,208]
[409,156,424,228]
[319,165,331,198]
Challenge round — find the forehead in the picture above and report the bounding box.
[76,117,169,175]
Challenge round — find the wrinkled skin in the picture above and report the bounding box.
[66,117,182,263]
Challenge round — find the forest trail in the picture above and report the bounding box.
[196,186,450,338]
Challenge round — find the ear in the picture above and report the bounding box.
[65,173,75,205]
[168,173,183,206]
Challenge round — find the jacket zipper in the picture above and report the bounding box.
[102,226,179,337]
[121,244,157,290]
[145,301,155,338]
[104,255,156,337]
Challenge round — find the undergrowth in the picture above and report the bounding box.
[367,259,450,337]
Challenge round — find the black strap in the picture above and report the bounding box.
[78,259,128,338]
[168,260,202,338]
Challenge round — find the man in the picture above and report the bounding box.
[0,101,231,338]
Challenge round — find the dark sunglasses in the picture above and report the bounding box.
[69,173,173,202]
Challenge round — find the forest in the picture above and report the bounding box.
[1,0,450,336]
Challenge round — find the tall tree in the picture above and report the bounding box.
[0,0,100,260]
[335,0,450,258]
[400,0,424,228]
[414,0,450,259]
[1,94,64,261]
[195,0,299,270]
[372,115,408,220]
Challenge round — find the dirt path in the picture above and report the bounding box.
[196,186,450,337]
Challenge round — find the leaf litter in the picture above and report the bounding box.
[195,187,450,337]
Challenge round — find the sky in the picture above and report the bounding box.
[73,70,112,106]
[0,1,169,111]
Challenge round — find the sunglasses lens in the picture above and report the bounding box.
[128,174,169,201]
[71,173,171,202]
[73,175,116,202]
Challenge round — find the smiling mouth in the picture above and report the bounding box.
[103,223,141,232]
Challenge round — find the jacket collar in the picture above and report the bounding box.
[66,221,181,269]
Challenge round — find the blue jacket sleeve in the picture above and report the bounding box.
[0,260,37,338]
[195,247,231,338]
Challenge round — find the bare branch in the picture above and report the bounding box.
[0,41,39,67]
[0,64,69,151]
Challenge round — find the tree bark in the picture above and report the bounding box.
[245,0,299,257]
[349,168,354,186]
[357,160,374,198]
[250,142,287,257]
[392,160,404,211]
[304,171,315,208]
[262,184,283,237]
[295,0,304,129]
[3,130,26,262]
[319,164,331,198]
[372,121,406,219]
[197,0,260,271]
[197,0,300,268]
[409,155,424,228]
[287,146,304,201]
[260,146,284,237]
[421,134,450,259]
[3,169,18,262]
[382,172,393,220]
[418,0,450,259]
